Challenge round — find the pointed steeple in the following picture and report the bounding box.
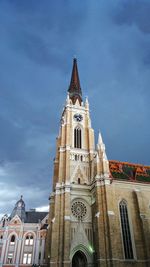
[68,58,82,105]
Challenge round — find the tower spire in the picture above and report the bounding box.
[68,58,82,105]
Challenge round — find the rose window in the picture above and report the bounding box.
[71,201,87,220]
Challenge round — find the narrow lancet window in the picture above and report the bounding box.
[10,235,15,245]
[119,200,134,259]
[74,127,82,148]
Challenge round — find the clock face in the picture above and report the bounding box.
[18,202,22,207]
[74,113,83,122]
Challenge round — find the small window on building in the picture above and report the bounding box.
[23,254,27,264]
[27,254,32,264]
[29,236,33,245]
[10,235,15,245]
[119,200,134,259]
[25,236,29,245]
[23,253,32,264]
[78,178,81,184]
[7,253,13,264]
[0,235,3,243]
[25,235,33,246]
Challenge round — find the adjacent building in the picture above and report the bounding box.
[0,196,48,267]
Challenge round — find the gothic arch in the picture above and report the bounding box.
[119,199,135,259]
[23,231,36,239]
[71,244,93,267]
[71,165,86,184]
[5,232,18,264]
[72,250,87,267]
[8,232,18,243]
[21,231,37,264]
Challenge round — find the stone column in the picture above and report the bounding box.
[34,235,40,265]
[15,228,23,267]
[63,189,71,267]
[50,192,61,267]
[94,179,112,267]
[32,233,38,265]
[134,190,150,263]
[40,238,45,265]
[0,228,8,267]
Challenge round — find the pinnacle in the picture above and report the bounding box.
[98,131,103,145]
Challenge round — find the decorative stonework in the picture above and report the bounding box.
[71,201,87,220]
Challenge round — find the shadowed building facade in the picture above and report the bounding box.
[46,59,150,267]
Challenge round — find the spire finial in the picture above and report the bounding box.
[85,96,89,109]
[68,58,82,105]
[98,131,103,145]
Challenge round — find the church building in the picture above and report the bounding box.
[46,59,150,267]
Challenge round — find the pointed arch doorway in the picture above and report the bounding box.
[72,251,87,267]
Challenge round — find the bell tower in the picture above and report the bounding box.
[46,59,111,267]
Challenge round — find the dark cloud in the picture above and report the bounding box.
[0,0,150,216]
[112,0,150,34]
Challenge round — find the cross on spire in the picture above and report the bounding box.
[68,58,82,105]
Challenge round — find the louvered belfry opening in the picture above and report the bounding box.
[74,127,82,149]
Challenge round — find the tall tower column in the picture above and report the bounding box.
[46,59,110,267]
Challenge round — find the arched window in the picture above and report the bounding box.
[119,200,134,259]
[74,127,82,149]
[25,235,33,245]
[10,235,15,245]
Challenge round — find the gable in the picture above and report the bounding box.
[9,215,22,225]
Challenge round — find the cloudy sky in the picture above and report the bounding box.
[0,0,150,217]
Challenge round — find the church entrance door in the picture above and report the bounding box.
[72,251,87,267]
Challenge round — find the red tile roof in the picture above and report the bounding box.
[109,160,150,183]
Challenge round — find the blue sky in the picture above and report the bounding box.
[0,0,150,216]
